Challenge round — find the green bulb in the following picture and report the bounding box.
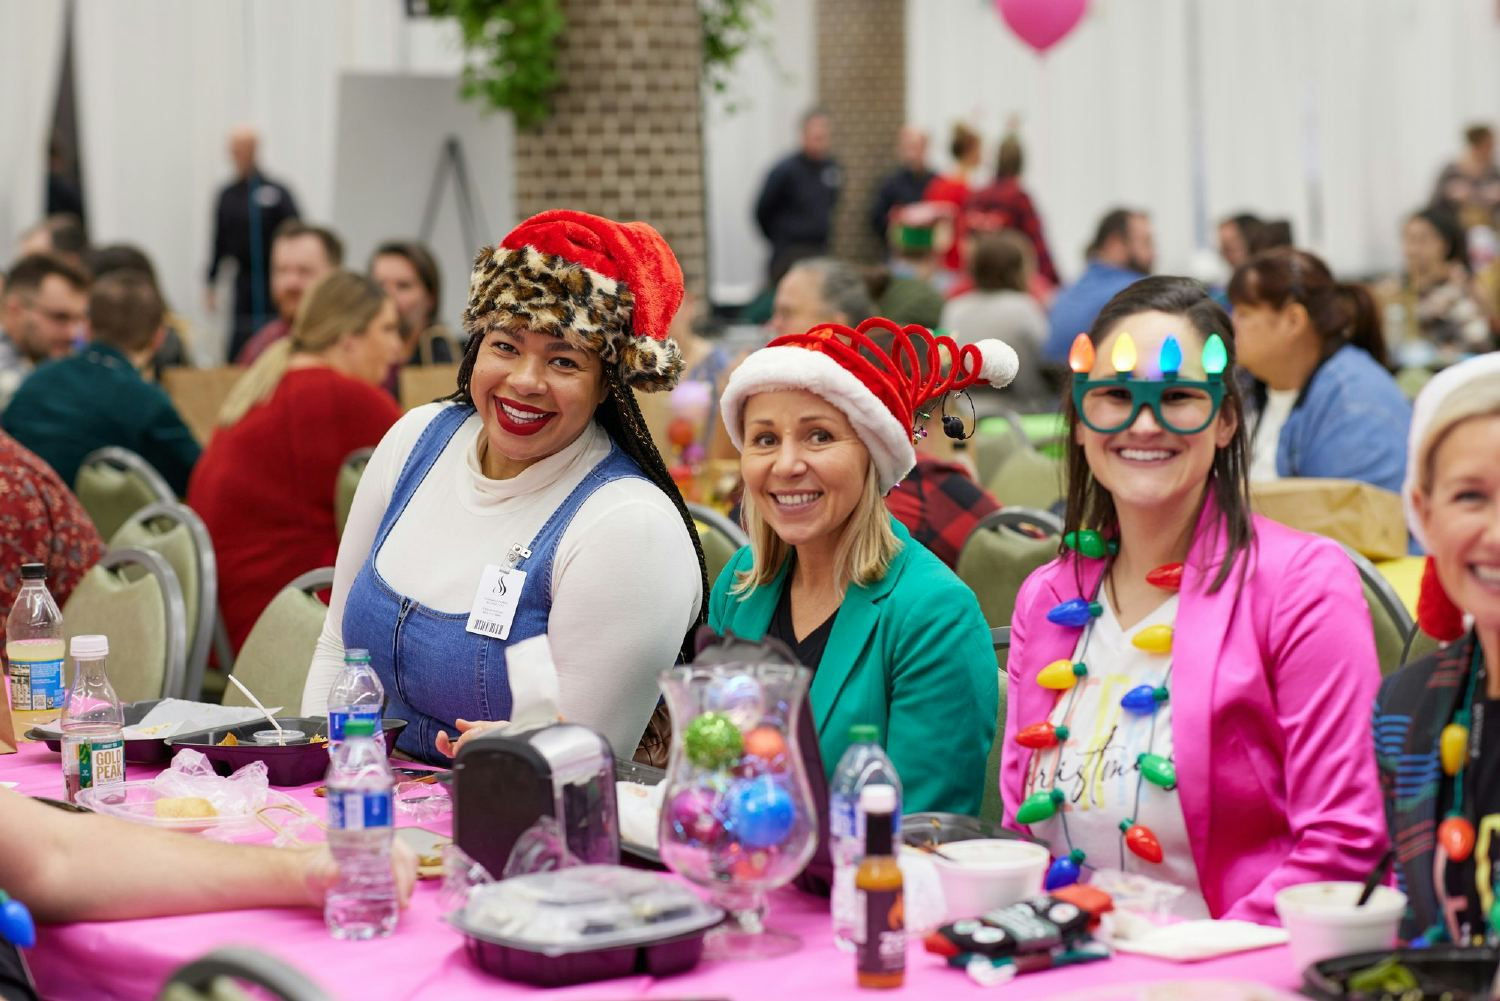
[1064,530,1108,559]
[1202,333,1228,376]
[1139,753,1177,790]
[1016,788,1064,824]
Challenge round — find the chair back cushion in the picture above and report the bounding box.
[63,565,169,702]
[75,463,161,541]
[225,588,327,712]
[957,527,1058,630]
[985,448,1065,511]
[111,519,201,656]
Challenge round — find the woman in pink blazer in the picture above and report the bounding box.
[1000,276,1387,925]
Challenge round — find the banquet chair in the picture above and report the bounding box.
[223,568,334,714]
[334,447,374,537]
[973,410,1031,484]
[985,446,1066,512]
[956,519,1059,634]
[75,446,177,541]
[112,502,218,702]
[687,502,749,586]
[979,626,1011,825]
[398,362,461,411]
[63,547,189,702]
[157,946,332,1001]
[967,506,1063,543]
[1340,543,1415,677]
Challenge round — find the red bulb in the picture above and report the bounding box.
[1146,563,1184,591]
[1438,814,1476,863]
[1016,722,1059,749]
[1124,823,1163,863]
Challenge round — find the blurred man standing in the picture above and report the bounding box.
[869,125,934,242]
[206,125,300,362]
[754,108,842,283]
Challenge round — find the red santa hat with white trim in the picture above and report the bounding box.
[719,317,1020,494]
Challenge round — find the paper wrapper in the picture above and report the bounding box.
[1251,477,1407,561]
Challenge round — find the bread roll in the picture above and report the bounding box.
[154,796,218,819]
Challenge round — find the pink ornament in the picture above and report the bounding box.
[668,786,727,846]
[996,0,1087,54]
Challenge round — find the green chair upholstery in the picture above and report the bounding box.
[63,547,188,703]
[334,448,374,538]
[111,502,217,701]
[75,446,177,541]
[957,523,1060,633]
[985,447,1066,512]
[1402,627,1444,668]
[979,626,1011,825]
[223,568,333,714]
[157,946,333,1001]
[1340,543,1415,677]
[687,503,749,587]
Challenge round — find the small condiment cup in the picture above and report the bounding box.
[1273,880,1406,972]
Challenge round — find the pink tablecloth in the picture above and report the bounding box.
[1,740,1306,1001]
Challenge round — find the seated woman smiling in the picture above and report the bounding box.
[1001,276,1388,923]
[710,317,1017,815]
[301,211,706,765]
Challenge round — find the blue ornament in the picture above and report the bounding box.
[1121,684,1168,714]
[1047,598,1102,628]
[1045,850,1084,890]
[0,894,34,949]
[727,775,796,849]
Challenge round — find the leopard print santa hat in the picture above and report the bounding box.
[464,210,686,392]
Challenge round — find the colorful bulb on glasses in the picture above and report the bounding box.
[1158,336,1183,378]
[1068,333,1095,374]
[1202,333,1228,377]
[1111,333,1138,375]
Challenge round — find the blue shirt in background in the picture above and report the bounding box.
[1043,261,1146,363]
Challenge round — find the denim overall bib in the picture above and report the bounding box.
[341,404,648,763]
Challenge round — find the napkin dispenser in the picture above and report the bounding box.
[453,722,619,879]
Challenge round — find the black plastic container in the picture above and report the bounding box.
[29,699,172,765]
[902,811,1040,848]
[166,717,407,786]
[459,923,712,987]
[1304,946,1499,1000]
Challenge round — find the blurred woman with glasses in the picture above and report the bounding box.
[1000,276,1388,924]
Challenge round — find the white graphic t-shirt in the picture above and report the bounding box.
[1022,593,1210,918]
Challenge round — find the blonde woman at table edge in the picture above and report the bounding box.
[1001,276,1388,924]
[0,788,417,923]
[1374,354,1500,946]
[299,210,706,766]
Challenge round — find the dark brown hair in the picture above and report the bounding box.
[1227,246,1387,367]
[1062,276,1252,595]
[995,133,1023,179]
[371,240,441,327]
[89,270,164,353]
[3,252,90,298]
[272,219,344,267]
[969,230,1029,293]
[1465,124,1493,148]
[1086,208,1138,257]
[950,123,980,162]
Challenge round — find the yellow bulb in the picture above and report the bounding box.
[1441,722,1469,776]
[1111,332,1138,374]
[1038,659,1079,690]
[1131,625,1174,654]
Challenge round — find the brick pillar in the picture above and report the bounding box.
[512,0,708,296]
[817,0,907,264]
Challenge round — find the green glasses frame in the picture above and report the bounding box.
[1071,377,1227,435]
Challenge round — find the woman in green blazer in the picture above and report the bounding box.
[711,317,1016,815]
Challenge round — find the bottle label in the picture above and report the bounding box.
[329,789,393,831]
[74,738,126,790]
[11,657,65,711]
[855,886,905,975]
[328,710,381,743]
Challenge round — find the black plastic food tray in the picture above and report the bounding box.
[458,922,716,987]
[29,699,172,765]
[166,717,407,787]
[1305,946,1499,1000]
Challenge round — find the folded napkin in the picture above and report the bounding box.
[1104,911,1288,962]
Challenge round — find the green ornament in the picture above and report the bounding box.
[1016,788,1065,824]
[683,712,743,770]
[1153,686,1170,704]
[1072,662,1088,678]
[1068,848,1085,864]
[1063,530,1109,559]
[1138,753,1177,790]
[1088,600,1103,618]
[1054,725,1070,742]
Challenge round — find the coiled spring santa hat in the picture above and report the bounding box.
[719,317,1020,494]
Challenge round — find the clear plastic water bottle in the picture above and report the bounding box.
[327,648,384,747]
[830,724,902,952]
[60,635,125,804]
[324,717,398,940]
[5,563,67,727]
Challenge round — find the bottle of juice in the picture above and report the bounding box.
[854,784,905,989]
[5,563,67,729]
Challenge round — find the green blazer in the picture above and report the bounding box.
[708,518,998,817]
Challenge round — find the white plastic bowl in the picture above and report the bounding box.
[926,838,1050,921]
[1273,881,1406,973]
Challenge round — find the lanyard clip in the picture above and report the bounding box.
[507,543,532,568]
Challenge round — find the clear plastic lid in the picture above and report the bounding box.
[453,865,721,952]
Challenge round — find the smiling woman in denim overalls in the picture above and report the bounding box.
[300,210,707,766]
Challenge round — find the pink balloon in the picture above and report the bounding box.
[996,0,1087,54]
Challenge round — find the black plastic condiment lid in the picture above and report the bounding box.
[19,563,46,581]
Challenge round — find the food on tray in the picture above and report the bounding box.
[217,732,239,746]
[153,796,218,819]
[310,734,328,744]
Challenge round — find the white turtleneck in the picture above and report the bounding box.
[302,403,703,757]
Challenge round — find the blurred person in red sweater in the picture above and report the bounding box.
[188,271,403,651]
[922,123,984,273]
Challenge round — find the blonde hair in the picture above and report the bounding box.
[1419,378,1500,492]
[732,462,900,600]
[217,270,386,427]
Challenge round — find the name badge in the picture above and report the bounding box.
[466,563,527,640]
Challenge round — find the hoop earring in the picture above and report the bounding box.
[941,390,976,441]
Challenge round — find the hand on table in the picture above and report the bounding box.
[303,838,418,909]
[435,718,507,759]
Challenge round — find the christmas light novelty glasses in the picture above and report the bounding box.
[1069,331,1229,435]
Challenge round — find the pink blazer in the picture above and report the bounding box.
[1001,505,1389,924]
